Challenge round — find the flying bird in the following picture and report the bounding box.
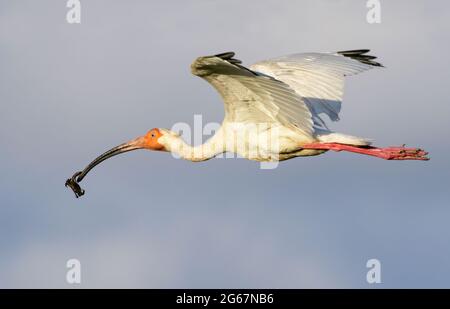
[65,50,428,197]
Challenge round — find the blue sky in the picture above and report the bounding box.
[0,0,449,287]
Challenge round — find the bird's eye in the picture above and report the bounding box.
[151,133,155,138]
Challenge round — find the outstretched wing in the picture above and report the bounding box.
[191,52,313,136]
[250,50,383,128]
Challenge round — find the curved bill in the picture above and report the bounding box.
[65,136,146,198]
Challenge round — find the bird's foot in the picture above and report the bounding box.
[368,145,429,160]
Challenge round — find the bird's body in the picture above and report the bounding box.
[159,122,321,162]
[66,49,428,197]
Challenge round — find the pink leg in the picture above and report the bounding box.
[302,143,429,161]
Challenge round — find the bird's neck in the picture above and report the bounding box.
[162,132,225,162]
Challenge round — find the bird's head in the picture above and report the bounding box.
[87,128,170,166]
[65,128,178,197]
[66,128,179,197]
[140,128,168,151]
[78,127,186,175]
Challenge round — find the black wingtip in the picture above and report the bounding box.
[214,52,235,60]
[337,49,383,67]
[213,51,242,63]
[211,51,256,75]
[338,49,370,55]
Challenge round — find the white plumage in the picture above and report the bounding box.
[250,51,377,128]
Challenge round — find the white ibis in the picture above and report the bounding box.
[66,50,428,197]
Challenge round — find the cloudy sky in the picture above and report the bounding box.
[0,0,449,288]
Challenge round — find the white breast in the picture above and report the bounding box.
[221,122,315,161]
